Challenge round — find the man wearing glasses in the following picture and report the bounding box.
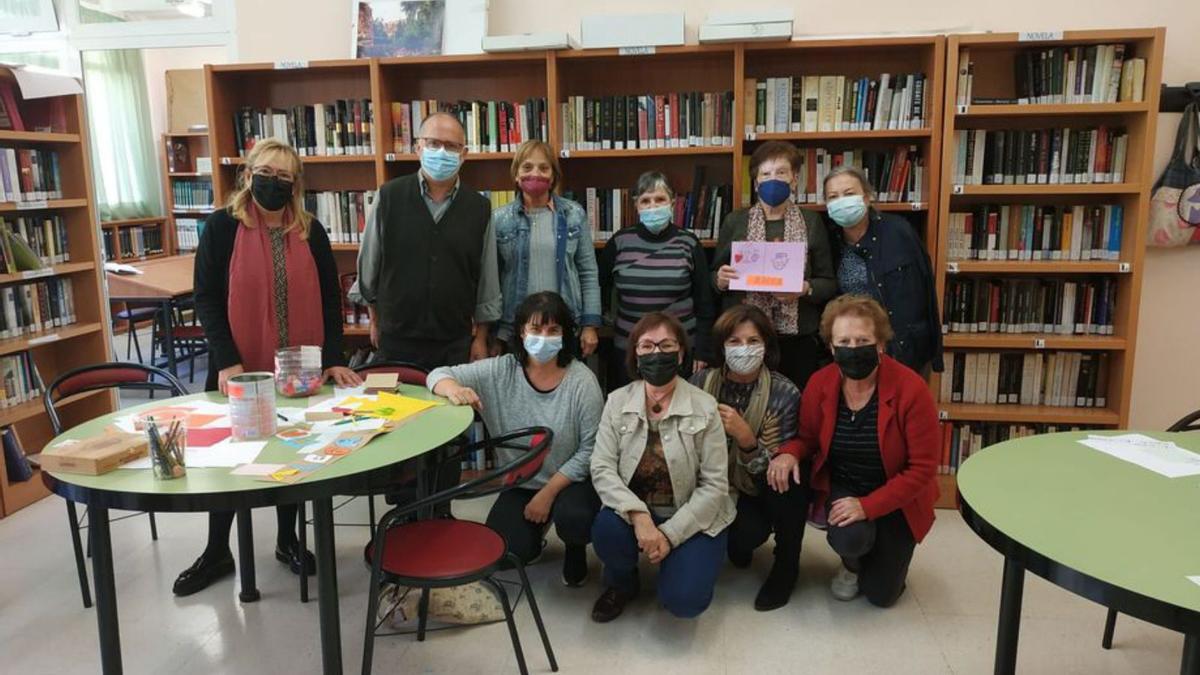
[353,112,501,369]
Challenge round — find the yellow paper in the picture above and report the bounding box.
[352,391,441,422]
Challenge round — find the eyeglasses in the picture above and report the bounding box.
[420,137,465,154]
[251,166,296,183]
[635,338,681,355]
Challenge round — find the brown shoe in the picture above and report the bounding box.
[591,586,636,623]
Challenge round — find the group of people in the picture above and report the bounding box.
[176,111,943,622]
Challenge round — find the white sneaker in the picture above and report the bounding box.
[831,566,860,601]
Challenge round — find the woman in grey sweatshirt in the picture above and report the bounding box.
[428,291,605,587]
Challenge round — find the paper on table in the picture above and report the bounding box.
[729,241,807,293]
[307,416,389,433]
[104,262,144,275]
[1078,433,1200,478]
[231,463,287,477]
[352,391,441,422]
[117,439,267,469]
[1188,576,1200,588]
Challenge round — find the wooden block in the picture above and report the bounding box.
[363,373,399,394]
[40,432,147,475]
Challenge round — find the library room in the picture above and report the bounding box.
[0,1,1197,673]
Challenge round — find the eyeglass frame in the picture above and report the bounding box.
[418,136,466,154]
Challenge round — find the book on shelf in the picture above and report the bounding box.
[0,277,76,339]
[952,127,1128,186]
[564,180,731,242]
[939,350,1109,408]
[303,190,375,245]
[743,72,927,135]
[1,215,69,270]
[174,217,204,252]
[946,203,1124,261]
[390,98,548,154]
[0,83,24,132]
[741,144,924,205]
[560,91,734,152]
[0,147,62,203]
[942,276,1117,336]
[117,226,164,259]
[956,45,1146,106]
[233,100,375,158]
[101,230,115,262]
[172,180,214,210]
[1,426,32,482]
[339,272,371,329]
[0,351,44,409]
[938,421,1097,475]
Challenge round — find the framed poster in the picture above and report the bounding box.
[354,0,446,57]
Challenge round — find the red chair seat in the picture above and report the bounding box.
[172,325,206,339]
[367,519,506,579]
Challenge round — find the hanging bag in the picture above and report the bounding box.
[1148,102,1200,246]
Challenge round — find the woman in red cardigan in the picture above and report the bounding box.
[767,294,939,607]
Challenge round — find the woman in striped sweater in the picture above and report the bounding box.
[599,171,715,390]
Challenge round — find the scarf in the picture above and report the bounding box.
[744,203,807,335]
[703,367,772,496]
[227,215,324,373]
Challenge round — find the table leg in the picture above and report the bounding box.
[995,557,1025,675]
[236,509,261,603]
[1182,634,1200,675]
[90,505,123,674]
[162,300,177,376]
[312,497,342,675]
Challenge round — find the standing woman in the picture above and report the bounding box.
[599,171,714,390]
[493,140,602,356]
[776,295,939,608]
[174,139,362,597]
[714,141,837,390]
[823,165,942,373]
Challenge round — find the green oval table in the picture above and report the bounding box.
[41,384,472,675]
[957,431,1200,675]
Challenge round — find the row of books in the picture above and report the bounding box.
[744,73,928,134]
[174,218,205,252]
[945,204,1124,261]
[565,176,732,241]
[559,91,735,152]
[940,350,1109,408]
[741,145,925,205]
[304,190,375,245]
[233,101,376,158]
[942,277,1118,336]
[0,147,62,203]
[938,422,1095,475]
[171,180,213,210]
[339,273,370,328]
[0,277,77,339]
[389,98,548,154]
[102,226,164,260]
[956,45,1146,106]
[1,215,70,269]
[0,351,44,409]
[952,127,1128,186]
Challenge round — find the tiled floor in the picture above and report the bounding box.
[0,333,1182,673]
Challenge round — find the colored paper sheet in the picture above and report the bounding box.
[729,240,807,293]
[352,391,441,422]
[186,427,233,448]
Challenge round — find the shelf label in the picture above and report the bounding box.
[1033,338,1046,349]
[618,46,656,56]
[21,268,54,279]
[956,104,969,115]
[220,157,233,165]
[559,149,571,158]
[946,262,959,274]
[1019,31,1064,42]
[1118,262,1131,273]
[384,153,396,162]
[16,200,48,210]
[28,333,58,346]
[274,59,309,70]
[910,201,923,211]
[745,132,757,141]
[952,184,964,195]
[938,410,949,421]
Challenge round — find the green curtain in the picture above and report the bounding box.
[81,48,163,220]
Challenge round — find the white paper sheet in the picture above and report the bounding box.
[1078,433,1200,478]
[1188,576,1200,588]
[307,416,388,433]
[118,440,267,470]
[231,463,287,476]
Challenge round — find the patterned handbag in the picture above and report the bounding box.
[1148,102,1200,246]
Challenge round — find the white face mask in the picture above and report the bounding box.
[725,343,766,375]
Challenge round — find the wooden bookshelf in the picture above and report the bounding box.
[0,67,115,517]
[933,28,1165,505]
[100,216,170,263]
[163,131,213,256]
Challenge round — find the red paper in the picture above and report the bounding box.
[187,427,233,448]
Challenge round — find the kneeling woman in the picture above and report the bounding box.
[784,295,939,607]
[589,312,735,622]
[690,305,807,611]
[429,291,605,586]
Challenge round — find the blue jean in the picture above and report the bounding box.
[591,507,728,618]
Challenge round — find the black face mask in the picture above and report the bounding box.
[251,174,294,212]
[637,351,680,387]
[833,345,880,381]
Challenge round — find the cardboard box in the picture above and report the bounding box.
[363,373,399,395]
[580,13,685,49]
[40,432,148,476]
[482,32,579,52]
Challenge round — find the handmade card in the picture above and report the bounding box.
[729,241,806,293]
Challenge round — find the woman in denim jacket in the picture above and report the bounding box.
[493,140,602,355]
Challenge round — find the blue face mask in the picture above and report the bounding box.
[827,195,868,228]
[757,179,793,207]
[523,334,563,364]
[420,146,461,181]
[639,205,673,233]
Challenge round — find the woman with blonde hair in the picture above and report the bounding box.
[173,138,361,597]
[492,139,601,356]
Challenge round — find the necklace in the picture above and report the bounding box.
[647,386,673,414]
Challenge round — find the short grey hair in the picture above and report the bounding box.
[823,164,876,201]
[418,111,466,141]
[633,171,674,200]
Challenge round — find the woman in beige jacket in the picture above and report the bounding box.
[589,312,736,622]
